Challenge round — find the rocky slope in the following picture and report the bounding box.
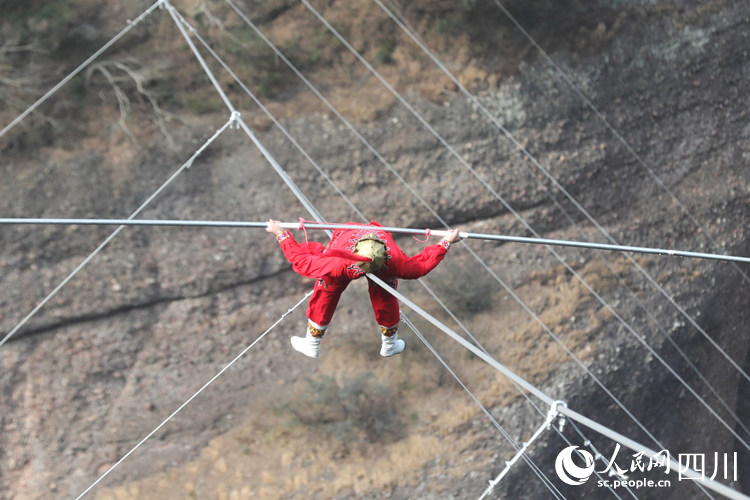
[1,0,748,499]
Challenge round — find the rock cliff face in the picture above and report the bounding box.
[1,1,748,499]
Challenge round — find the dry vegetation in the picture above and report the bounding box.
[0,0,514,146]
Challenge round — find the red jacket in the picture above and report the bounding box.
[279,222,449,288]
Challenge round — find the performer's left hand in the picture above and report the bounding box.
[266,219,284,236]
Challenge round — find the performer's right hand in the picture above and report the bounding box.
[444,228,462,243]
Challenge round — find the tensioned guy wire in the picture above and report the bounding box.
[477,403,559,500]
[164,0,234,114]
[172,5,369,223]
[402,316,569,500]
[0,118,234,347]
[73,291,312,500]
[408,283,635,499]
[164,1,325,229]
[0,0,164,139]
[488,0,750,289]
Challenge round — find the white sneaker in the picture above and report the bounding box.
[380,333,405,357]
[291,331,322,358]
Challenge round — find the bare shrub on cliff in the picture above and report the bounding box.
[283,372,404,444]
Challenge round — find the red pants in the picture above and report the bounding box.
[306,277,400,330]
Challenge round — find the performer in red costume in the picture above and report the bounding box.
[266,220,462,358]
